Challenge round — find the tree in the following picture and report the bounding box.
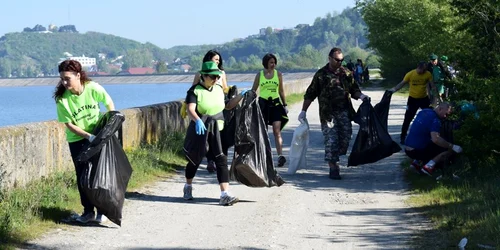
[357,0,461,80]
[155,60,168,73]
[265,27,273,36]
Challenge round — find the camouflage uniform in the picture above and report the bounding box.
[304,63,361,163]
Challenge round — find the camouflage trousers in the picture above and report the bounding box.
[321,110,352,163]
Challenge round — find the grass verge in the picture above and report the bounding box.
[0,130,186,248]
[286,92,305,105]
[402,159,500,249]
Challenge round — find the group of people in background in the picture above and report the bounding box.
[52,47,460,224]
[389,54,463,178]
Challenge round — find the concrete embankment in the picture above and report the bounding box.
[0,74,313,190]
[0,72,315,86]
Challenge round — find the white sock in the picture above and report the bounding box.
[425,160,436,167]
[221,191,229,197]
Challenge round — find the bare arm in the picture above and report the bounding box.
[392,80,408,92]
[431,132,453,149]
[106,100,115,111]
[192,73,201,86]
[278,72,286,105]
[225,93,245,110]
[221,71,228,91]
[251,73,260,92]
[187,103,201,122]
[65,123,93,140]
[301,99,313,112]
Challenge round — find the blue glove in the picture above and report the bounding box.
[240,89,249,96]
[195,119,206,135]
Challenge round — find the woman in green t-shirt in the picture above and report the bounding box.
[53,59,115,224]
[183,61,246,206]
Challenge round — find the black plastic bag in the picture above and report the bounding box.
[76,111,133,226]
[373,90,393,131]
[348,100,401,166]
[230,90,284,187]
[220,85,239,152]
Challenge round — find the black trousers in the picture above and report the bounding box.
[401,96,431,137]
[68,139,95,214]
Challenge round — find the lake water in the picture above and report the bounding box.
[0,82,252,127]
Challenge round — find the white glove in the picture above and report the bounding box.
[452,144,463,153]
[88,134,96,142]
[298,111,306,121]
[284,106,289,114]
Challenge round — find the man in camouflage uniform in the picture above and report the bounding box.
[298,47,369,179]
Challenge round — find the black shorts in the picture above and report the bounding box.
[258,97,284,125]
[405,143,447,163]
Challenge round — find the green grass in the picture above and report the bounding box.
[402,159,500,249]
[0,130,186,248]
[286,92,305,105]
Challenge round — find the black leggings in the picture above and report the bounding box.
[185,131,230,183]
[401,96,431,137]
[68,139,95,214]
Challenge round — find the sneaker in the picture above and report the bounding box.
[410,160,424,173]
[95,213,108,223]
[219,195,239,206]
[277,156,286,167]
[207,160,216,173]
[75,212,95,224]
[183,185,193,200]
[329,168,342,180]
[421,164,435,176]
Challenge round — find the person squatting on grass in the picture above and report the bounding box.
[190,50,229,173]
[404,102,463,176]
[251,53,289,168]
[54,59,115,224]
[182,61,248,206]
[298,47,369,180]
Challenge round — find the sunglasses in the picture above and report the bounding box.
[207,75,220,80]
[330,57,344,63]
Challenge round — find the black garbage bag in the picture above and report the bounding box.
[348,100,401,166]
[230,90,284,187]
[373,90,393,131]
[220,85,239,152]
[76,111,133,226]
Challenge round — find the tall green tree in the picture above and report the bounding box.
[357,0,461,80]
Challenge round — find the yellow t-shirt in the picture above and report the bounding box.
[404,69,432,98]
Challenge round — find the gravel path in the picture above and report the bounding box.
[23,88,429,250]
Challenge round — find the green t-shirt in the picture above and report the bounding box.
[56,81,112,142]
[185,82,225,130]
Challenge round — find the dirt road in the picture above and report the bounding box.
[24,88,428,249]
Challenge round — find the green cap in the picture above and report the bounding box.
[440,55,448,61]
[429,54,438,60]
[199,61,223,75]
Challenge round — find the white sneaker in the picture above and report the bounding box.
[95,213,108,223]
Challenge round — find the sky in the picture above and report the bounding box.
[0,0,355,49]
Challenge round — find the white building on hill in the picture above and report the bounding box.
[58,54,97,71]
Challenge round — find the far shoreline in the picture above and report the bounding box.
[0,71,316,87]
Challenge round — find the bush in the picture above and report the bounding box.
[450,76,500,177]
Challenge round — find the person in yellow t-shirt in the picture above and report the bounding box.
[251,53,288,168]
[54,59,115,224]
[389,61,435,144]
